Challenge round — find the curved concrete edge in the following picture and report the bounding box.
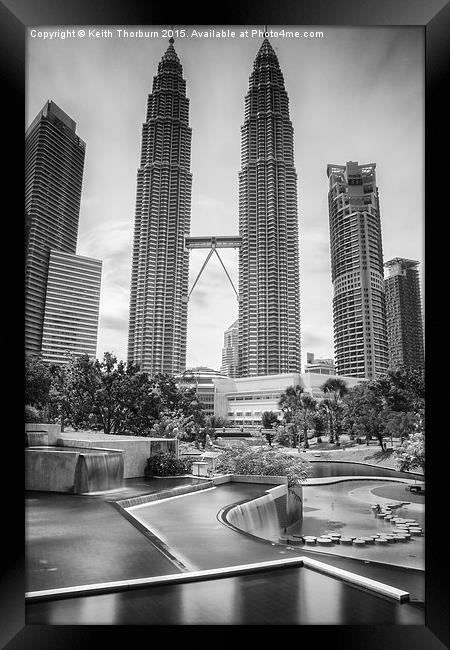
[303,476,425,486]
[307,458,424,477]
[127,486,217,511]
[117,481,215,509]
[25,555,410,603]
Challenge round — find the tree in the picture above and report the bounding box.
[318,398,334,441]
[275,424,294,447]
[370,367,424,414]
[394,431,425,473]
[261,411,279,445]
[311,411,326,442]
[321,378,349,444]
[343,383,386,449]
[297,394,317,449]
[382,410,418,446]
[278,385,304,448]
[206,415,230,430]
[261,411,279,430]
[219,446,311,487]
[25,355,52,410]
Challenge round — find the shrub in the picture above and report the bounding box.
[144,451,193,478]
[220,446,311,487]
[25,404,42,423]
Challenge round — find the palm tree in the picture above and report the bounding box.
[298,394,317,449]
[320,398,335,443]
[278,384,304,448]
[320,378,349,444]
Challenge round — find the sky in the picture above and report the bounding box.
[26,25,424,370]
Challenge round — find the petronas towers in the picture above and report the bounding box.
[128,38,301,377]
[128,39,192,374]
[238,39,301,376]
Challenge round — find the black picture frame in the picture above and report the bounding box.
[2,0,448,647]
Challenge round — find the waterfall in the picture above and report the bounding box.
[25,431,48,447]
[75,451,124,493]
[227,493,281,541]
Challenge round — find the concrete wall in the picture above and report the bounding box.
[25,423,61,446]
[56,435,178,478]
[25,449,79,492]
[230,474,287,485]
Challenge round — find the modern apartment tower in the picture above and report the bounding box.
[238,39,301,377]
[25,100,86,355]
[384,258,424,369]
[327,161,389,379]
[128,39,192,375]
[41,251,102,365]
[221,319,239,378]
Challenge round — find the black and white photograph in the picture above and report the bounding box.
[2,0,448,644]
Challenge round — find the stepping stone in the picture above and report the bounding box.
[409,529,422,536]
[404,519,417,523]
[353,538,366,546]
[375,537,388,545]
[393,534,408,541]
[376,513,387,518]
[317,537,333,545]
[340,537,353,545]
[384,535,396,543]
[360,536,375,544]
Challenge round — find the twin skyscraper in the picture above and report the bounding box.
[128,38,302,378]
[25,37,422,378]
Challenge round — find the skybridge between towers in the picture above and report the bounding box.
[183,235,242,303]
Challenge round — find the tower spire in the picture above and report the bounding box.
[169,24,174,44]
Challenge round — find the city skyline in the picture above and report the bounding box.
[26,26,424,369]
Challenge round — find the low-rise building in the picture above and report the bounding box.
[211,372,365,427]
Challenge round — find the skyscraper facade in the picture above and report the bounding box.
[220,319,239,378]
[327,161,388,379]
[384,258,424,369]
[41,251,102,365]
[25,101,86,355]
[238,39,301,377]
[128,40,192,375]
